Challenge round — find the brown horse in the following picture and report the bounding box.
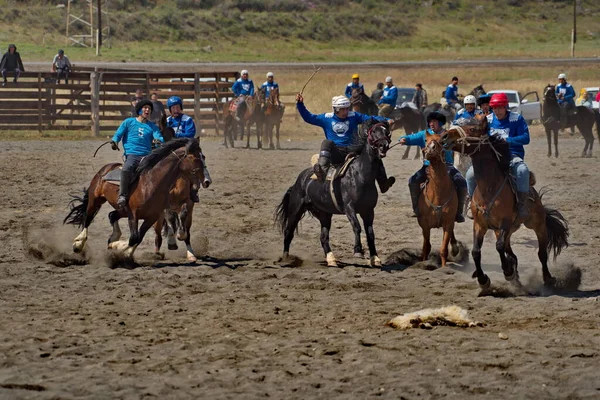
[440,116,569,289]
[64,138,206,260]
[350,87,378,116]
[223,89,265,149]
[418,134,459,267]
[263,86,285,150]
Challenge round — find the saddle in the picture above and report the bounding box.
[309,154,356,181]
[229,96,255,119]
[102,168,122,185]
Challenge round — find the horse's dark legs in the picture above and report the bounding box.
[361,211,381,267]
[545,126,552,157]
[177,203,188,241]
[275,122,281,150]
[282,193,306,259]
[413,146,420,160]
[471,224,491,288]
[317,212,337,267]
[127,216,140,248]
[73,193,106,253]
[107,210,122,246]
[402,146,411,160]
[345,206,363,258]
[505,237,519,280]
[153,214,163,256]
[495,227,517,282]
[167,210,179,250]
[421,226,432,262]
[181,203,197,262]
[257,122,263,149]
[553,129,559,158]
[533,223,556,287]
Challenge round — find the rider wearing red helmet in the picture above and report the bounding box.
[465,92,532,219]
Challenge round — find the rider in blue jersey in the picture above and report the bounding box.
[111,99,165,209]
[345,73,365,99]
[296,93,395,193]
[377,76,398,117]
[465,92,531,219]
[555,73,576,129]
[453,95,482,122]
[445,76,460,110]
[166,96,212,202]
[398,111,467,222]
[231,70,255,121]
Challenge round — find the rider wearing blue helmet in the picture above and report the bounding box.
[477,93,492,116]
[166,96,212,202]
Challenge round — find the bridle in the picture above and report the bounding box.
[367,123,391,152]
[170,147,205,178]
[446,124,503,161]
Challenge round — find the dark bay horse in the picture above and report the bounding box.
[351,87,378,116]
[64,138,206,260]
[389,105,426,159]
[542,84,597,158]
[275,121,392,267]
[223,88,265,149]
[418,134,459,267]
[441,117,569,289]
[263,87,285,150]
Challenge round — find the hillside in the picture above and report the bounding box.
[0,0,599,62]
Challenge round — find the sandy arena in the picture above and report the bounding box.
[1,126,599,399]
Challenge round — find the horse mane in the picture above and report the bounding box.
[134,138,197,179]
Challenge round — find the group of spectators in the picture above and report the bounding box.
[0,45,72,86]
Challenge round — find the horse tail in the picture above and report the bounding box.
[63,188,91,229]
[544,206,569,260]
[275,187,293,234]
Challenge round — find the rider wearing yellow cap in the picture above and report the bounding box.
[345,73,364,99]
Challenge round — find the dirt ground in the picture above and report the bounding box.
[1,126,599,400]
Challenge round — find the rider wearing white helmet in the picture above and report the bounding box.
[231,70,255,121]
[453,94,482,122]
[261,72,281,108]
[377,77,398,117]
[295,93,395,192]
[555,73,576,129]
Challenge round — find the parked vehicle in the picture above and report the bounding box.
[487,89,541,124]
[585,87,599,111]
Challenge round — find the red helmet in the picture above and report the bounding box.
[489,93,509,108]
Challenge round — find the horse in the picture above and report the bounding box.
[223,88,265,149]
[389,104,426,159]
[418,133,460,268]
[542,84,598,158]
[440,116,569,289]
[470,84,486,100]
[275,120,392,267]
[63,138,206,261]
[350,87,378,116]
[263,86,285,150]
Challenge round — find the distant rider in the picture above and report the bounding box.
[555,73,576,129]
[377,77,398,117]
[345,73,364,99]
[453,95,481,121]
[445,76,461,110]
[231,69,255,121]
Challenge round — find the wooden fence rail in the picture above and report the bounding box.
[0,69,239,135]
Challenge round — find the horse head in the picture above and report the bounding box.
[543,84,557,102]
[440,114,488,155]
[255,87,266,103]
[268,87,279,104]
[181,138,206,186]
[423,133,445,162]
[364,119,391,158]
[159,113,175,142]
[471,84,486,99]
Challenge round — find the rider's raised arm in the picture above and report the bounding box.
[296,101,324,128]
[399,130,426,148]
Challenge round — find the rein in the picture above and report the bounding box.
[367,123,391,148]
[449,125,503,161]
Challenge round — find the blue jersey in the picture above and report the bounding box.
[453,108,482,122]
[167,114,196,138]
[297,102,386,147]
[400,129,454,166]
[445,84,459,104]
[487,112,529,159]
[555,83,575,106]
[345,82,364,98]
[261,81,279,98]
[379,86,398,106]
[232,78,255,96]
[112,118,165,156]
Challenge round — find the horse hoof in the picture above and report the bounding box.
[555,152,559,158]
[544,276,557,288]
[547,152,551,158]
[370,256,382,267]
[187,253,197,263]
[73,243,83,253]
[354,252,364,258]
[168,243,178,251]
[479,275,491,289]
[326,252,338,267]
[504,268,518,282]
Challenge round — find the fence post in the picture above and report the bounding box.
[194,73,201,136]
[91,69,100,137]
[37,73,43,133]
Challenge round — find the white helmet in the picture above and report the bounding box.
[266,72,274,78]
[332,95,351,110]
[385,76,393,83]
[241,69,249,76]
[558,73,566,80]
[463,95,476,104]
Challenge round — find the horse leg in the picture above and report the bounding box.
[281,193,306,260]
[471,223,491,288]
[553,128,559,158]
[421,226,431,263]
[256,121,263,149]
[413,146,420,160]
[176,204,188,241]
[545,126,552,157]
[107,210,122,247]
[533,220,556,287]
[361,211,380,267]
[318,212,337,267]
[122,218,157,260]
[345,205,363,258]
[165,210,178,250]
[505,236,519,281]
[153,214,163,257]
[402,146,411,160]
[495,227,517,282]
[439,225,454,268]
[276,122,281,150]
[588,131,594,157]
[73,191,105,253]
[245,122,251,149]
[449,230,459,258]
[181,203,197,262]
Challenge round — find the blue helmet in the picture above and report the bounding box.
[167,96,183,110]
[477,93,492,106]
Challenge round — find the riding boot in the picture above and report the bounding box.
[455,186,467,223]
[313,153,330,183]
[408,183,421,218]
[117,171,132,209]
[517,191,530,220]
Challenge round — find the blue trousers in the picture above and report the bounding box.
[466,155,529,196]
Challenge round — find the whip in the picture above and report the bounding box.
[93,140,118,157]
[300,65,322,95]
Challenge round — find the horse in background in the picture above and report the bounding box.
[263,86,285,150]
[223,88,265,149]
[350,87,378,116]
[441,116,569,289]
[389,104,426,159]
[542,84,597,158]
[418,133,460,267]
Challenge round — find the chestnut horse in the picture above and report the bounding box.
[223,88,265,149]
[64,138,206,260]
[263,86,285,150]
[418,134,459,267]
[441,117,569,289]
